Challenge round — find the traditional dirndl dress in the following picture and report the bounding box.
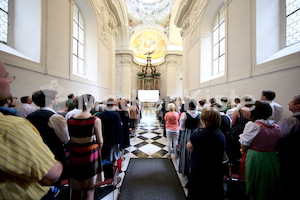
[178,112,200,177]
[243,121,281,200]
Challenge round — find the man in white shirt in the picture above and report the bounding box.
[226,98,241,119]
[65,96,81,120]
[16,96,37,118]
[261,90,283,123]
[27,90,70,160]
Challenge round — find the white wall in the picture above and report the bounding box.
[0,0,117,103]
[180,0,300,117]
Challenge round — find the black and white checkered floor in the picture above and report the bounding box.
[102,107,188,200]
[124,108,169,158]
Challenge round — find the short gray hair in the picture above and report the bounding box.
[168,103,176,111]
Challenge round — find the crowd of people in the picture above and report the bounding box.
[1,58,300,200]
[156,92,299,200]
[0,61,143,200]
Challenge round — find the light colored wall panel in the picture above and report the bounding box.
[227,0,252,81]
[45,0,70,78]
[98,39,110,88]
[7,63,109,103]
[188,41,200,90]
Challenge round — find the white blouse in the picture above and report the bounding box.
[239,119,275,146]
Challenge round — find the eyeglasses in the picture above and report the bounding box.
[0,74,16,82]
[7,97,18,101]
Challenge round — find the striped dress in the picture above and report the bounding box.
[67,116,103,189]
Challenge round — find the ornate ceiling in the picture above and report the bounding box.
[125,0,173,25]
[124,0,177,63]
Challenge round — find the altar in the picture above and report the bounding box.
[137,56,160,91]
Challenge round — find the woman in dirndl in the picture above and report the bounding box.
[178,100,200,177]
[239,101,281,200]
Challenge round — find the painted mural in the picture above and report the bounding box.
[131,31,166,60]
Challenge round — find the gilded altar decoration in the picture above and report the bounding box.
[137,54,160,90]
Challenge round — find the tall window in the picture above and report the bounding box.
[212,7,225,75]
[286,0,300,46]
[72,2,85,75]
[0,0,8,44]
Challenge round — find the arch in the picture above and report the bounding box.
[73,0,97,34]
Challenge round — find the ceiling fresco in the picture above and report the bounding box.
[130,31,166,60]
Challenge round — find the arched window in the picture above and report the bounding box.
[199,1,226,83]
[72,2,85,75]
[286,0,300,46]
[0,0,9,44]
[212,7,225,75]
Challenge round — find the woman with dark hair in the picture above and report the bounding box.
[227,97,252,163]
[239,100,281,200]
[116,99,130,149]
[95,98,123,180]
[67,94,104,200]
[186,107,226,200]
[178,100,201,177]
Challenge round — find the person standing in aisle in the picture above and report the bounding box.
[164,103,180,159]
[178,100,201,177]
[186,107,225,200]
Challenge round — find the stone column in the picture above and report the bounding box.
[119,55,132,99]
[166,55,181,98]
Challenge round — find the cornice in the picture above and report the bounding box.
[180,0,209,38]
[173,0,195,28]
[104,0,128,26]
[89,0,120,40]
[115,50,134,57]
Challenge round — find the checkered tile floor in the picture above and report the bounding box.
[124,108,169,158]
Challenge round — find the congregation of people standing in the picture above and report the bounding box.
[162,90,297,200]
[1,57,298,200]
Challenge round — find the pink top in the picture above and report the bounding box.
[164,111,180,131]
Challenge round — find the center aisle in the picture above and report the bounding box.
[125,106,168,158]
[102,106,188,200]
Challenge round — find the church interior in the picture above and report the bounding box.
[0,0,299,116]
[1,0,300,200]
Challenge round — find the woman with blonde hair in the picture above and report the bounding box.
[186,107,226,200]
[164,103,180,159]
